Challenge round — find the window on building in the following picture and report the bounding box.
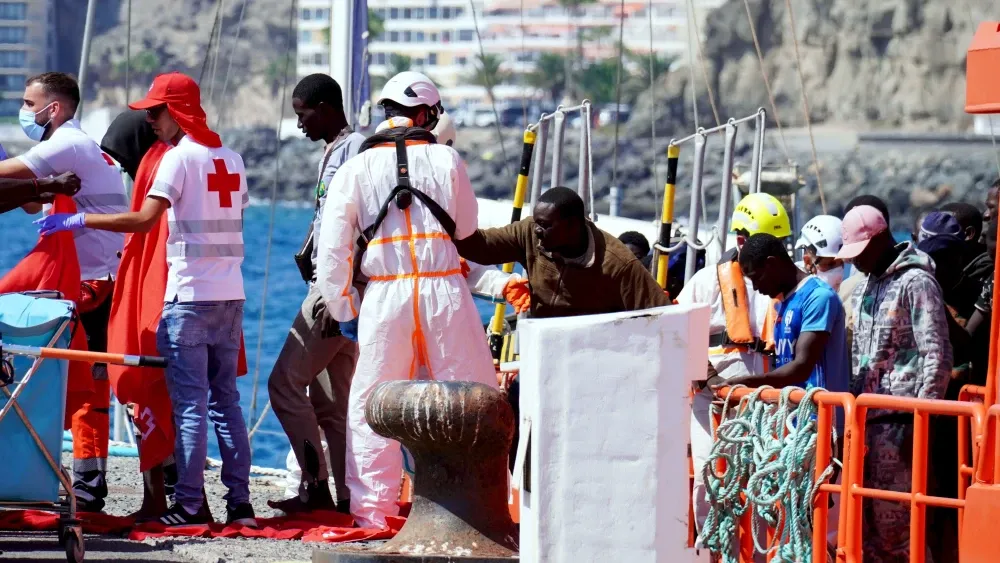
[0,73,23,90]
[456,56,467,66]
[389,31,399,42]
[403,31,412,42]
[389,7,399,19]
[314,8,328,21]
[376,8,386,20]
[0,97,20,116]
[415,31,424,42]
[442,31,451,42]
[429,7,438,19]
[300,54,311,65]
[415,8,424,19]
[403,8,411,19]
[313,53,325,65]
[442,7,451,19]
[0,3,26,21]
[415,58,425,67]
[430,32,438,42]
[299,30,310,44]
[459,30,474,41]
[454,7,464,18]
[301,8,311,20]
[428,53,438,65]
[375,53,387,65]
[0,50,25,68]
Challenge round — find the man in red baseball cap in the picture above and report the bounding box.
[36,72,256,528]
[837,204,952,561]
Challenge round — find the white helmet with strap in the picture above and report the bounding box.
[795,215,844,258]
[378,71,441,109]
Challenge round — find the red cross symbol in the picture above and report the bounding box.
[208,159,241,208]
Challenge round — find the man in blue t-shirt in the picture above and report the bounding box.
[719,233,849,394]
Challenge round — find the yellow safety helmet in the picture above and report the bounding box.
[730,192,792,238]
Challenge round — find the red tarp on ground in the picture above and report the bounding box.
[0,509,405,543]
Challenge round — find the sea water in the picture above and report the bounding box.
[0,204,504,470]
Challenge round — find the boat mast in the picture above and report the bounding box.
[76,0,97,119]
[330,0,355,120]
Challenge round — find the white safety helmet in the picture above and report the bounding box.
[432,111,456,147]
[378,71,441,109]
[795,215,843,258]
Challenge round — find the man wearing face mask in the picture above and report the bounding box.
[794,215,845,292]
[0,72,128,513]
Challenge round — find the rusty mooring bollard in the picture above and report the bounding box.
[315,380,518,562]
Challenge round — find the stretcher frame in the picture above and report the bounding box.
[0,316,85,563]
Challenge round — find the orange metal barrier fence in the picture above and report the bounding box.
[709,388,985,563]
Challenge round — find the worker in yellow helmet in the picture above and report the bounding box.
[676,192,792,531]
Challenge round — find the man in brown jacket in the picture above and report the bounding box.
[455,186,669,317]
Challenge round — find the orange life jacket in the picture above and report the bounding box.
[713,249,777,359]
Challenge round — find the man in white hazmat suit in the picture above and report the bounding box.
[316,71,498,528]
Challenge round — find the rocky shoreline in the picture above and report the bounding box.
[228,125,1000,229]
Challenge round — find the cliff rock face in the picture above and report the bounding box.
[85,0,295,129]
[630,0,989,136]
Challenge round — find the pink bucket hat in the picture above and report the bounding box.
[837,205,889,260]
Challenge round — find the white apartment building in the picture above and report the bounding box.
[296,0,723,106]
[0,1,54,118]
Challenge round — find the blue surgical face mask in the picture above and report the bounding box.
[19,102,54,142]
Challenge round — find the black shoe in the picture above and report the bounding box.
[226,502,258,528]
[159,503,212,527]
[336,499,350,515]
[76,496,105,513]
[267,480,336,515]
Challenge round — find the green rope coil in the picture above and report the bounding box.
[698,386,839,562]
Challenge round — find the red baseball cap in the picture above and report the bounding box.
[837,205,889,260]
[128,72,201,111]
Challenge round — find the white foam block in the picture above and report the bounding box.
[516,304,710,563]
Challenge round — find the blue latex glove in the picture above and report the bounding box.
[35,213,86,236]
[340,317,359,343]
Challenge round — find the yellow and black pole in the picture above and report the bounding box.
[489,128,537,361]
[656,144,680,290]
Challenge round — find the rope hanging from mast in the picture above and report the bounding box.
[782,0,826,213]
[216,0,251,130]
[685,0,720,128]
[199,1,224,84]
[124,0,131,105]
[207,0,228,104]
[648,0,660,222]
[468,0,510,179]
[739,0,792,164]
[611,0,626,187]
[247,0,297,445]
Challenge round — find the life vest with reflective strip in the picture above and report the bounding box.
[714,248,777,357]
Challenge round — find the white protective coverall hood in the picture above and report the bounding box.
[316,121,497,528]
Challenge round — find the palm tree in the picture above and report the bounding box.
[557,0,598,102]
[528,52,567,102]
[372,54,412,92]
[368,8,385,40]
[468,53,509,104]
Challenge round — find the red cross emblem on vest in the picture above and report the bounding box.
[208,159,240,208]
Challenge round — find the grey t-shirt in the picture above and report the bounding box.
[311,131,366,266]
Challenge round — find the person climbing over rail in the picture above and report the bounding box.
[454,186,668,317]
[838,204,952,562]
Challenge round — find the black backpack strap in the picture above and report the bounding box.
[356,138,456,253]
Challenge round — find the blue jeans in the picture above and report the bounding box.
[157,299,250,513]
